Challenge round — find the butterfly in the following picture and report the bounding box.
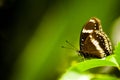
[79,17,112,58]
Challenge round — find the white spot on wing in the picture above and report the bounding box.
[94,24,97,26]
[81,39,84,41]
[89,19,96,23]
[94,26,96,29]
[83,29,93,33]
[95,31,112,52]
[89,35,104,54]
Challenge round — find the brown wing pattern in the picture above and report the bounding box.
[80,17,112,58]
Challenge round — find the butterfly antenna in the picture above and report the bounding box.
[61,46,76,51]
[62,40,81,56]
[65,40,79,51]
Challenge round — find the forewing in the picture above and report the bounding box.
[80,33,106,58]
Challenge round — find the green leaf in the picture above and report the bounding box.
[114,42,120,65]
[69,59,117,72]
[67,42,120,72]
[59,42,120,80]
[59,57,119,80]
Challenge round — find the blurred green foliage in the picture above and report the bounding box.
[1,0,120,80]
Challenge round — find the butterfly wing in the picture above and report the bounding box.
[82,17,102,31]
[80,17,102,50]
[80,17,112,58]
[92,31,112,56]
[80,33,105,58]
